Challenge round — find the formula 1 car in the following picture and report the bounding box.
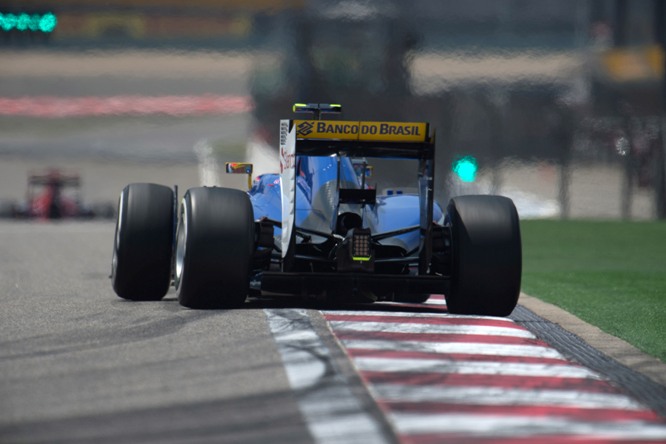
[112,104,521,316]
[0,169,115,220]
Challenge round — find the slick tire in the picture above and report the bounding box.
[446,195,521,316]
[175,187,254,309]
[112,183,175,301]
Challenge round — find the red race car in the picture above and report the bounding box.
[0,169,115,220]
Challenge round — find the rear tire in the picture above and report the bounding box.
[175,187,255,309]
[112,183,175,301]
[446,195,521,316]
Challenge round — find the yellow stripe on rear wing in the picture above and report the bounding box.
[294,120,429,143]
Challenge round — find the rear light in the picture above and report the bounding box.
[337,227,374,272]
[351,229,371,261]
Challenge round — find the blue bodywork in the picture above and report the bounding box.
[248,155,443,254]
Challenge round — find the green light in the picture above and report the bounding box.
[17,13,31,31]
[452,156,478,182]
[0,13,17,31]
[0,12,57,33]
[29,14,41,31]
[39,12,57,33]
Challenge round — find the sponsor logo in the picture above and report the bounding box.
[359,122,427,142]
[279,119,294,174]
[294,120,359,141]
[316,121,359,135]
[280,146,295,174]
[294,120,428,142]
[280,120,289,146]
[296,121,314,136]
[380,123,420,136]
[359,123,423,138]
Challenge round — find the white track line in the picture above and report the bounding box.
[341,339,564,359]
[325,310,510,322]
[372,384,645,410]
[389,412,666,439]
[353,357,601,379]
[328,320,535,338]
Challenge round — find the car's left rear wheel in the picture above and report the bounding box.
[175,187,255,309]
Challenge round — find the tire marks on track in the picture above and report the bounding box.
[322,295,666,443]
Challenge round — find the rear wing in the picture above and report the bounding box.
[279,118,436,270]
[285,119,434,159]
[28,172,80,187]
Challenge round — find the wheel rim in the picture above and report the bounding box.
[174,200,188,289]
[111,191,125,276]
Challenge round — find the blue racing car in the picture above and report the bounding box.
[111,104,521,316]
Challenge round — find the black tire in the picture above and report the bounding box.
[446,195,521,316]
[175,187,254,309]
[112,183,175,301]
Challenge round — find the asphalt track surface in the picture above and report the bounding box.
[1,220,666,443]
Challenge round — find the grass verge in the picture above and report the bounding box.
[520,219,666,363]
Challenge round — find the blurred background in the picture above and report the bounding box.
[1,0,664,220]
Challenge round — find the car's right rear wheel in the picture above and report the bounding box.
[446,195,522,316]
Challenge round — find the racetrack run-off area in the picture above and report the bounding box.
[320,295,666,443]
